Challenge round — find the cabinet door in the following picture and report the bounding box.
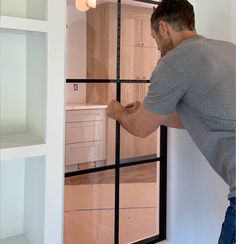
[141,20,157,48]
[65,141,105,165]
[66,121,103,144]
[120,127,159,160]
[66,109,104,122]
[121,45,160,80]
[121,18,141,46]
[120,45,135,79]
[120,83,160,160]
[135,46,160,80]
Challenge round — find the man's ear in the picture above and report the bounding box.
[159,20,171,37]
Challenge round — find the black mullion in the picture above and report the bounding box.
[131,235,159,244]
[120,157,161,168]
[133,0,161,5]
[65,157,161,178]
[159,126,167,239]
[66,79,150,83]
[114,0,121,243]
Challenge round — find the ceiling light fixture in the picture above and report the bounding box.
[75,0,96,12]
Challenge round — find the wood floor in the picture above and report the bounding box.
[64,183,159,244]
[65,162,157,185]
[64,162,160,244]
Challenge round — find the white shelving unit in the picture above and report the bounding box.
[0,0,65,243]
[0,16,48,32]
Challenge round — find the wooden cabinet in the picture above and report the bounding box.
[120,9,156,48]
[87,3,160,80]
[65,109,106,166]
[86,3,161,163]
[120,45,159,80]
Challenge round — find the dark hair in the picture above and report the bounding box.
[151,0,195,32]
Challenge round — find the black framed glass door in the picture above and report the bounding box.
[64,0,166,243]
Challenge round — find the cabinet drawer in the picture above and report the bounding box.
[65,121,103,144]
[65,141,105,165]
[66,109,104,122]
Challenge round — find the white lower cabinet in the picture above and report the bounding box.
[66,141,105,165]
[65,108,106,167]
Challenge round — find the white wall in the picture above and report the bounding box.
[165,129,195,244]
[66,4,87,104]
[66,4,86,79]
[162,1,236,244]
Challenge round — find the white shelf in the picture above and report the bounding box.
[0,137,47,161]
[0,133,46,160]
[0,16,48,32]
[0,133,44,148]
[0,235,32,244]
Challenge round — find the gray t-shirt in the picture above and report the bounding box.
[144,35,236,199]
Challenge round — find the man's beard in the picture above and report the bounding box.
[161,38,174,56]
[157,34,174,56]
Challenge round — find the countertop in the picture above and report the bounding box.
[66,104,107,110]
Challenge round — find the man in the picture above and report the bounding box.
[106,0,236,243]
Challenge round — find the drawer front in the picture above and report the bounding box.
[65,121,103,144]
[66,109,105,122]
[65,141,105,165]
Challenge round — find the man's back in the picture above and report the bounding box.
[144,35,236,198]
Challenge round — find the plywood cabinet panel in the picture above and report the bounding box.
[86,3,161,162]
[120,46,159,80]
[121,18,141,46]
[139,47,160,79]
[141,20,157,48]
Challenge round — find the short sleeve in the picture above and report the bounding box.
[143,60,186,115]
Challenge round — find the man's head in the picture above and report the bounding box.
[151,0,196,56]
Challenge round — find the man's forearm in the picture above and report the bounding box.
[118,110,148,138]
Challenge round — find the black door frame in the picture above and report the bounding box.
[65,0,167,243]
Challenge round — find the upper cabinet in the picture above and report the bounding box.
[121,7,156,48]
[87,2,161,80]
[120,5,160,80]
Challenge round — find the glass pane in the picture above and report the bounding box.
[0,156,45,243]
[120,0,161,80]
[120,83,160,163]
[0,0,47,20]
[0,29,46,149]
[119,162,160,243]
[65,83,116,173]
[64,170,115,244]
[66,0,117,80]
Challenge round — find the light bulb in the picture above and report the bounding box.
[87,0,96,8]
[75,0,90,12]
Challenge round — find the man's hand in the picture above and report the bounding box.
[106,100,125,120]
[124,101,141,113]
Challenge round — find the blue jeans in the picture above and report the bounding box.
[218,197,236,244]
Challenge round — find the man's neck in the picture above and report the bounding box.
[173,31,198,48]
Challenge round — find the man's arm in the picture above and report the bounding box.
[106,100,184,138]
[163,111,184,129]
